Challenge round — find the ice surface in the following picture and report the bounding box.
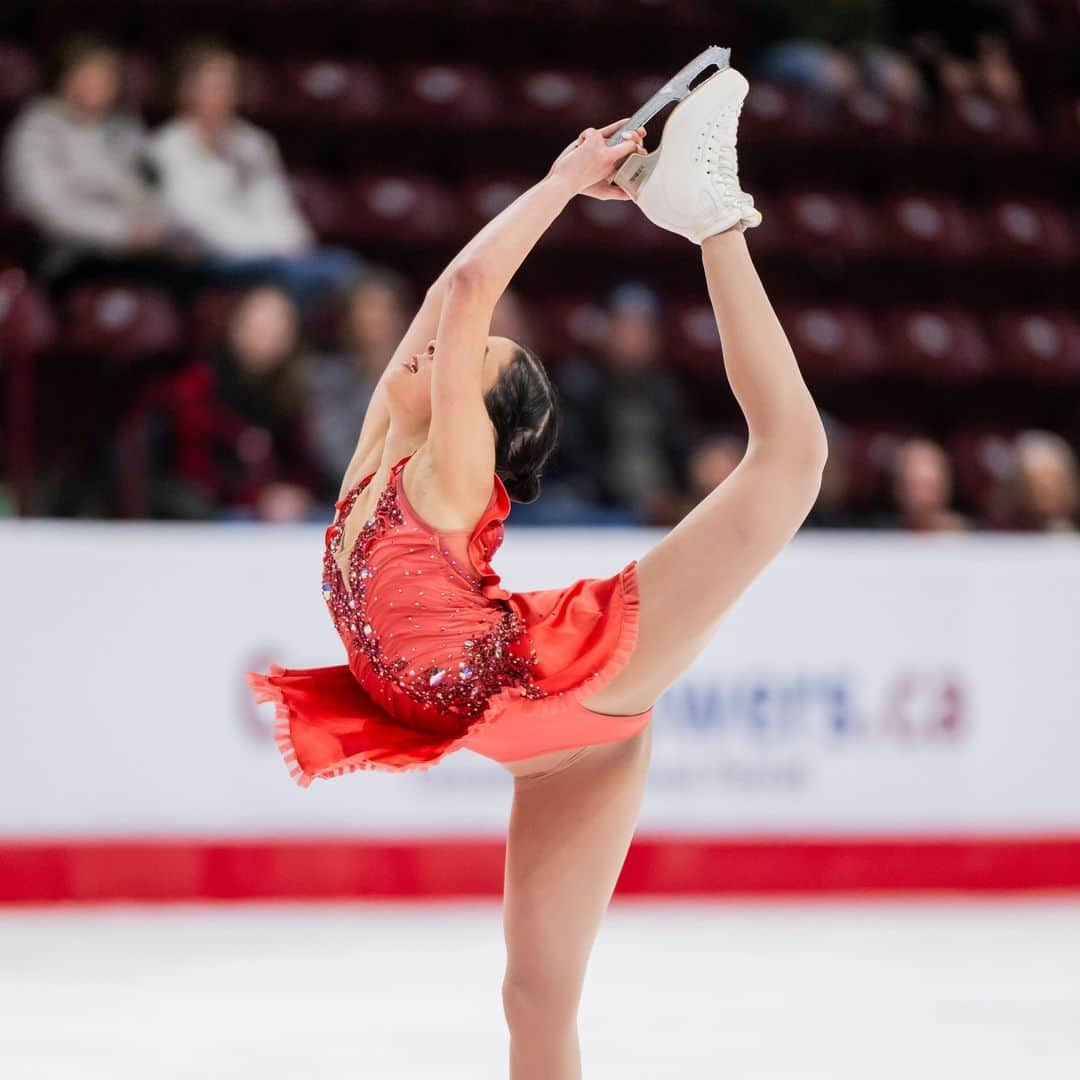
[1,898,1078,1079]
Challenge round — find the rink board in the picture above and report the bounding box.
[6,521,1080,897]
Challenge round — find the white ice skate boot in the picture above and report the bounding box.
[610,49,762,244]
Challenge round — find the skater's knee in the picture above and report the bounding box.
[502,968,581,1030]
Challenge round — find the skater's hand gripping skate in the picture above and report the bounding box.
[547,119,646,201]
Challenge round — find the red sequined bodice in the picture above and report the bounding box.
[322,453,544,736]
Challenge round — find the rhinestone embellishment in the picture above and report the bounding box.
[321,459,546,721]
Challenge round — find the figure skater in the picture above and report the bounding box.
[248,62,827,1080]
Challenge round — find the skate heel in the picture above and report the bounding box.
[611,147,658,198]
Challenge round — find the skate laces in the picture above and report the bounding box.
[694,103,747,211]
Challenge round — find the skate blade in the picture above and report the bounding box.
[604,44,731,147]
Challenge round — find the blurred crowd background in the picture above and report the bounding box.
[0,0,1077,532]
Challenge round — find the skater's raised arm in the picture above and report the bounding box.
[434,118,643,303]
[422,121,643,501]
[338,120,643,497]
[338,122,641,492]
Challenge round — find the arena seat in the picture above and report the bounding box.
[509,70,615,130]
[887,308,994,381]
[846,423,922,507]
[1014,0,1080,42]
[841,88,925,145]
[287,171,348,241]
[123,52,162,113]
[669,300,722,373]
[563,193,658,252]
[62,286,181,365]
[1,267,55,515]
[346,172,457,245]
[985,198,1076,264]
[188,288,244,354]
[0,43,39,110]
[882,193,980,263]
[739,81,823,141]
[397,65,498,126]
[949,426,1021,525]
[780,189,879,258]
[780,304,885,380]
[281,59,384,125]
[1049,98,1080,150]
[0,265,53,351]
[939,94,1039,148]
[620,72,667,117]
[740,192,784,256]
[536,297,608,361]
[236,56,279,124]
[460,175,532,233]
[0,206,38,267]
[995,311,1080,382]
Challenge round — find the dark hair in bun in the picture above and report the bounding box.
[483,342,559,504]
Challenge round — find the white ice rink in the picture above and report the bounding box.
[2,898,1079,1079]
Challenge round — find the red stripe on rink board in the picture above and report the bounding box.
[1,835,1079,903]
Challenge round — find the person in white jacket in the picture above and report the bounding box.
[149,40,360,311]
[2,35,192,289]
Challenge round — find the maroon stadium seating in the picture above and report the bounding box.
[62,286,181,365]
[995,311,1080,382]
[509,70,615,130]
[397,65,499,126]
[781,304,886,380]
[883,193,981,263]
[887,308,994,381]
[281,59,385,125]
[346,172,457,245]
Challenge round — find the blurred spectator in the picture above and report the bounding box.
[304,267,412,482]
[883,437,971,532]
[1006,431,1079,533]
[2,35,188,289]
[807,415,862,528]
[756,39,861,104]
[548,283,691,525]
[897,1,1022,104]
[751,0,887,108]
[149,40,360,312]
[860,44,929,108]
[156,284,330,520]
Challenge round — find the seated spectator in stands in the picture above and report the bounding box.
[2,35,188,291]
[900,0,1023,107]
[149,40,360,312]
[756,39,859,105]
[974,32,1024,105]
[547,283,691,526]
[158,284,331,521]
[806,413,862,528]
[860,44,929,109]
[1006,431,1078,533]
[884,437,970,532]
[305,267,412,482]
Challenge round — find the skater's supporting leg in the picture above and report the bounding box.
[501,725,653,1079]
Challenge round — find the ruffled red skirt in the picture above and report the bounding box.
[247,560,651,786]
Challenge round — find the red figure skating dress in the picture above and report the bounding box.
[246,452,651,786]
